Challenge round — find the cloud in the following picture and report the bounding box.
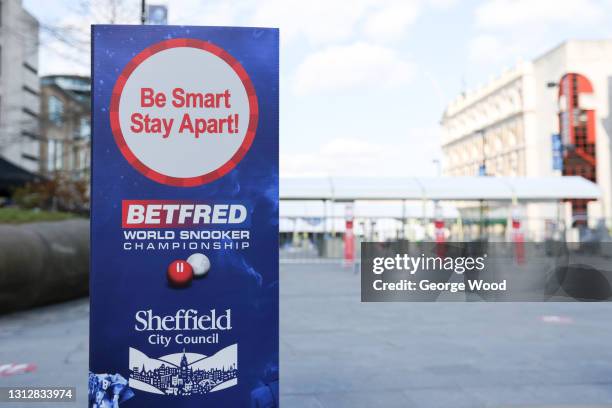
[292,42,416,95]
[281,131,441,177]
[468,34,523,64]
[249,0,371,45]
[467,0,607,76]
[170,0,241,27]
[171,0,371,45]
[249,0,450,44]
[475,0,604,28]
[427,0,459,10]
[165,0,429,45]
[281,138,395,177]
[28,0,443,75]
[362,1,421,41]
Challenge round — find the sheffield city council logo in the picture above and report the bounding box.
[128,344,238,396]
[110,38,259,186]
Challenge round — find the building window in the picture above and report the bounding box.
[56,140,63,169]
[79,117,90,139]
[79,148,89,171]
[47,140,55,172]
[47,140,64,172]
[48,96,63,125]
[72,146,79,171]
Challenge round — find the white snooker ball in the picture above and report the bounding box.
[187,253,211,278]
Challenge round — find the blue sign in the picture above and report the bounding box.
[90,26,279,407]
[552,133,563,171]
[147,5,168,25]
[478,164,486,176]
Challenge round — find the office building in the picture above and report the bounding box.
[40,75,91,179]
[0,0,40,173]
[441,40,612,238]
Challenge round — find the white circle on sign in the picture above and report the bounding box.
[111,39,257,186]
[187,253,211,277]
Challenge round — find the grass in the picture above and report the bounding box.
[0,207,78,224]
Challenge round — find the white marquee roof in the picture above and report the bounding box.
[280,176,601,202]
[280,200,460,219]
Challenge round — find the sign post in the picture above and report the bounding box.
[90,25,279,407]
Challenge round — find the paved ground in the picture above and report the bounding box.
[0,298,88,406]
[2,263,612,407]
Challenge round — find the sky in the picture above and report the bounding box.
[23,0,612,178]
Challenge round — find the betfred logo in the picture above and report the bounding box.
[122,200,248,228]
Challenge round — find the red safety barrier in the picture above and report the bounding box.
[512,218,525,265]
[0,363,37,377]
[344,220,355,265]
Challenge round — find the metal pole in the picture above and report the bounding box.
[479,129,486,239]
[481,131,486,174]
[141,0,146,24]
[432,159,441,240]
[401,199,406,240]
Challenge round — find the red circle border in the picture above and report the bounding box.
[109,38,259,187]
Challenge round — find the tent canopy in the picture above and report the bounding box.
[0,157,40,193]
[280,200,460,219]
[280,176,601,202]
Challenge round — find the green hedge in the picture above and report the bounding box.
[0,208,78,224]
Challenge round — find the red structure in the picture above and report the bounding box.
[343,203,355,265]
[558,73,597,225]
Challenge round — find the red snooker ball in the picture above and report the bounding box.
[167,260,193,287]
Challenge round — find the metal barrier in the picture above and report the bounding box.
[279,215,584,263]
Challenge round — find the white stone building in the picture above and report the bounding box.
[441,40,612,239]
[0,0,40,173]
